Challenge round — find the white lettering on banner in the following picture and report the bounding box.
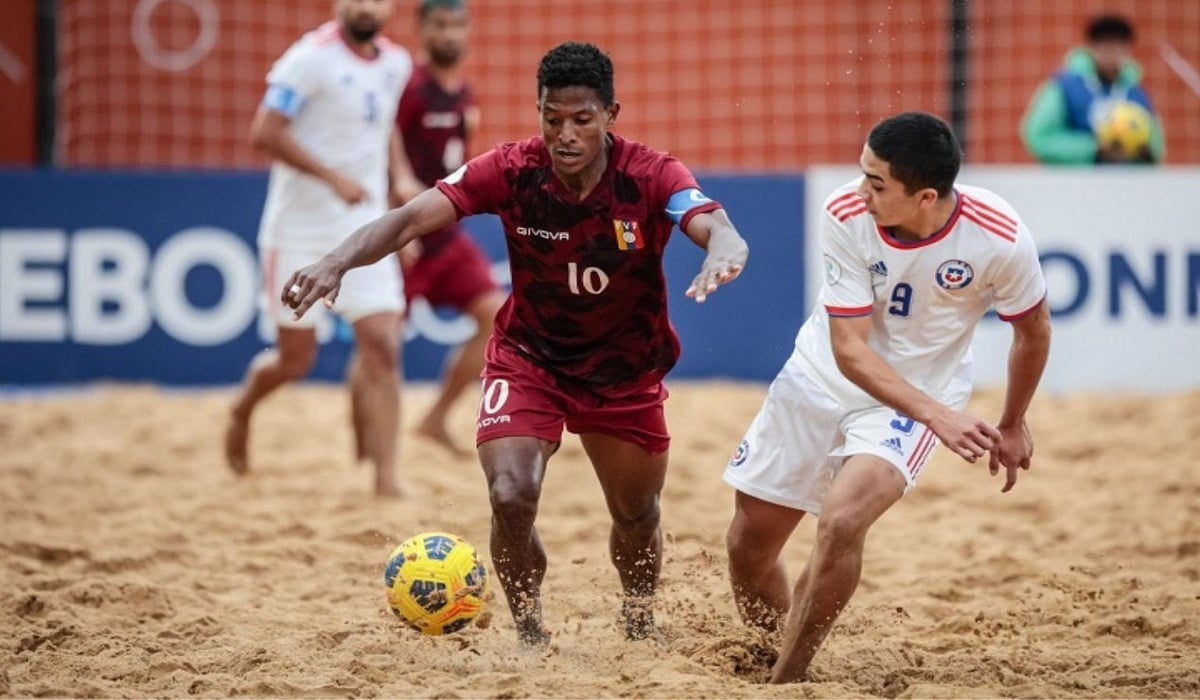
[0,227,256,346]
[1032,248,1200,320]
[0,230,67,341]
[70,229,152,344]
[152,228,256,345]
[401,260,509,344]
[404,298,477,345]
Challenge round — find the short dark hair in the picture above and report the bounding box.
[1086,14,1134,43]
[536,42,615,106]
[418,0,464,20]
[867,112,962,196]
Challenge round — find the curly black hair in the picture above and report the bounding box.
[536,42,614,106]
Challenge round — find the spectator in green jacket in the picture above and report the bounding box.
[1021,14,1165,165]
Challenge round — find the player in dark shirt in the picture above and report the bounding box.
[391,0,505,455]
[283,41,749,646]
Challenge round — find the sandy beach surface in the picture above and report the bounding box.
[2,381,1198,698]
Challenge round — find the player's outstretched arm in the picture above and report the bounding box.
[282,188,458,319]
[988,300,1052,492]
[682,209,749,303]
[829,314,1002,464]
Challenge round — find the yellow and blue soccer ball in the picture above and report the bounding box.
[1094,101,1153,158]
[384,532,487,635]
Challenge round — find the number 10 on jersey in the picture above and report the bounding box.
[567,262,610,295]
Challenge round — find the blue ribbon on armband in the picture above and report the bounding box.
[263,84,305,118]
[664,188,714,226]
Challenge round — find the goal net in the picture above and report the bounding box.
[55,0,1199,169]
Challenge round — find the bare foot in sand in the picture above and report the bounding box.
[416,417,471,458]
[224,412,250,476]
[622,598,665,645]
[516,621,552,648]
[375,478,404,499]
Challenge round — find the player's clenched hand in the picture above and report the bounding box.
[330,174,368,205]
[685,254,745,303]
[988,420,1033,493]
[282,256,343,320]
[390,175,426,208]
[927,408,1002,467]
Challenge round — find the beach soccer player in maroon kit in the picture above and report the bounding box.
[392,0,505,454]
[283,41,749,645]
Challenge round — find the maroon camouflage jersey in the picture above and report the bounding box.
[396,64,472,253]
[435,133,722,392]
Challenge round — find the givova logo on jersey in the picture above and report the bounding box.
[935,259,975,289]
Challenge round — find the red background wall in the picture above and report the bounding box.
[24,0,1200,169]
[0,0,38,165]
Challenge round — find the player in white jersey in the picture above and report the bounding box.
[225,0,415,497]
[722,112,1052,683]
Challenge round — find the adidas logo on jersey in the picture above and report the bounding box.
[880,437,904,455]
[869,260,888,277]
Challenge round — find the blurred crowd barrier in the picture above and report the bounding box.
[1,0,1197,168]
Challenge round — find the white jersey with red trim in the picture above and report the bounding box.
[792,178,1046,410]
[257,21,412,250]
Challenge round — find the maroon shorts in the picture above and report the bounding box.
[475,339,671,454]
[404,233,499,311]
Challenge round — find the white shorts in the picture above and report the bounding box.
[722,359,971,515]
[260,246,404,329]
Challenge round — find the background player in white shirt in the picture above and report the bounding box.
[225,0,415,496]
[722,112,1053,683]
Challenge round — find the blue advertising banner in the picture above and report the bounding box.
[0,170,807,386]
